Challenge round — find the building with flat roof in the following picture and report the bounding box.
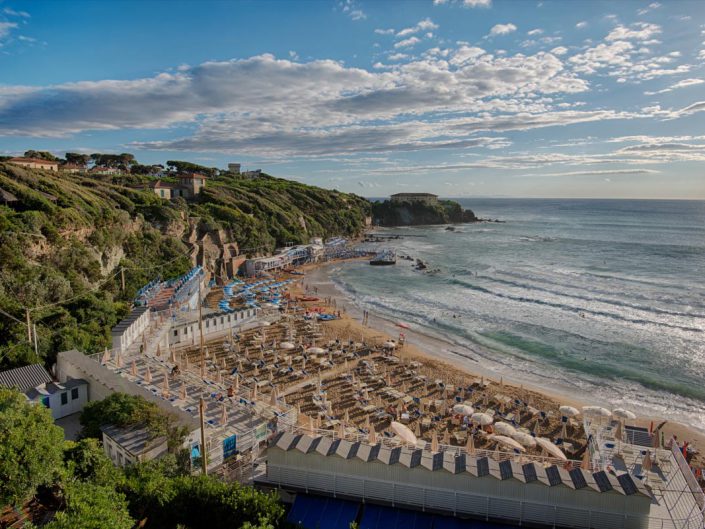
[25,379,88,420]
[8,157,59,171]
[101,423,169,468]
[228,163,241,174]
[390,193,439,206]
[0,364,53,393]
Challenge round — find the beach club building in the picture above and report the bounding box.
[8,157,59,171]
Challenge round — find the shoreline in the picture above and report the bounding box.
[292,259,705,466]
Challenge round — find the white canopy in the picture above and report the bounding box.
[582,406,612,418]
[391,421,418,446]
[559,405,580,417]
[383,341,397,349]
[453,404,475,416]
[280,342,295,350]
[511,431,537,448]
[612,408,636,420]
[489,435,526,452]
[471,412,494,426]
[493,422,517,437]
[535,437,568,460]
[306,347,325,354]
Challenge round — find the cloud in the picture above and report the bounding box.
[576,21,587,29]
[339,0,366,20]
[434,0,492,7]
[530,169,660,177]
[551,46,568,56]
[644,78,704,95]
[637,2,661,15]
[489,23,517,37]
[0,21,18,40]
[394,36,421,48]
[375,28,395,35]
[387,53,408,61]
[3,7,30,18]
[396,18,438,38]
[605,22,661,42]
[527,29,543,36]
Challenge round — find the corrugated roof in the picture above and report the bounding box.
[0,364,53,393]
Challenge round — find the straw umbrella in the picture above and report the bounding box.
[180,384,187,401]
[170,347,177,364]
[116,351,123,368]
[162,371,170,398]
[221,403,228,425]
[156,343,161,357]
[252,383,258,401]
[581,448,591,471]
[131,360,137,377]
[368,428,377,444]
[102,348,110,364]
[443,429,451,446]
[144,366,152,384]
[642,450,653,472]
[270,387,278,406]
[466,433,475,455]
[234,374,239,391]
[431,431,439,452]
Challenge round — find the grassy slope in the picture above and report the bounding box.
[0,164,370,369]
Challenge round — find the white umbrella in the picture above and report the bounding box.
[559,405,580,417]
[512,431,537,448]
[494,422,517,437]
[535,437,568,461]
[383,341,397,349]
[391,421,418,446]
[471,412,494,426]
[612,408,636,420]
[582,406,612,418]
[453,404,475,416]
[280,342,295,350]
[489,435,526,452]
[307,347,325,354]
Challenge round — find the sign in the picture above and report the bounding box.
[223,434,237,460]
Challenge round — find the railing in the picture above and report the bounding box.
[671,440,705,520]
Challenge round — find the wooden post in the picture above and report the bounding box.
[199,397,208,475]
[199,280,205,373]
[33,324,39,358]
[25,308,32,345]
[120,267,126,291]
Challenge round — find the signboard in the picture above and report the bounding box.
[223,434,237,460]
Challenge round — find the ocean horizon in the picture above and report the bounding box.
[331,198,705,431]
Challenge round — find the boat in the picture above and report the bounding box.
[370,249,396,266]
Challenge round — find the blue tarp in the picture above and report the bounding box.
[360,504,433,529]
[287,495,359,529]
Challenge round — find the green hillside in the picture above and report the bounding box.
[0,163,370,370]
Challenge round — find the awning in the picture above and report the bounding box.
[286,495,359,529]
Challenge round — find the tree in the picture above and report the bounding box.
[166,160,218,178]
[41,481,134,529]
[0,388,64,506]
[64,153,90,167]
[79,392,164,440]
[24,150,59,161]
[63,438,120,487]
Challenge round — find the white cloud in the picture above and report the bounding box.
[288,50,299,60]
[605,22,661,42]
[396,18,438,38]
[576,21,587,29]
[394,36,421,48]
[339,0,366,20]
[551,46,568,56]
[375,28,395,35]
[464,0,492,6]
[527,29,543,36]
[489,23,517,36]
[388,53,409,61]
[3,7,30,18]
[637,2,661,15]
[0,21,18,41]
[644,78,704,95]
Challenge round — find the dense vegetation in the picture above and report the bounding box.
[0,387,287,529]
[0,162,370,370]
[371,198,477,226]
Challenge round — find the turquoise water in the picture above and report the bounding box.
[331,199,705,430]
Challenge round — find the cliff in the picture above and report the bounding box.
[0,164,370,369]
[371,198,478,226]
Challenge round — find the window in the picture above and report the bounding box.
[227,315,231,322]
[160,190,165,198]
[61,392,68,405]
[71,388,79,400]
[184,327,188,335]
[206,320,209,328]
[174,329,178,336]
[220,317,224,324]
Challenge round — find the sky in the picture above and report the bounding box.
[0,0,704,199]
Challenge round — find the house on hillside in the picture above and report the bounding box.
[148,172,207,200]
[241,169,262,179]
[61,163,85,174]
[9,157,59,171]
[89,166,122,176]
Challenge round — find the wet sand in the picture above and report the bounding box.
[292,260,705,468]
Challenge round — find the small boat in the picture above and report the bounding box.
[370,249,396,266]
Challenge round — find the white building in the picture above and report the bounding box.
[228,163,241,173]
[111,306,151,354]
[168,307,259,347]
[101,423,169,468]
[25,379,88,420]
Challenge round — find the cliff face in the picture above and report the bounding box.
[0,164,370,369]
[371,199,477,226]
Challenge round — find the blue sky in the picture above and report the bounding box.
[1,0,704,199]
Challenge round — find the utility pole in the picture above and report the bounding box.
[199,397,208,475]
[25,308,32,345]
[120,267,126,291]
[198,280,205,374]
[33,324,39,358]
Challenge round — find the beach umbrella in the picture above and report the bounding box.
[170,347,177,364]
[642,449,652,472]
[443,430,451,445]
[131,360,137,377]
[581,449,591,471]
[560,422,568,440]
[414,421,421,437]
[535,437,567,461]
[102,348,110,364]
[471,412,494,426]
[116,351,123,368]
[512,431,537,448]
[582,406,612,418]
[613,408,636,420]
[162,371,170,398]
[221,403,228,425]
[270,387,278,406]
[391,421,418,446]
[431,431,439,452]
[144,366,152,384]
[453,404,475,417]
[156,343,161,357]
[559,405,580,418]
[494,422,517,437]
[489,435,525,452]
[339,422,346,439]
[252,384,258,401]
[368,428,377,444]
[466,434,475,454]
[307,347,325,354]
[383,341,396,349]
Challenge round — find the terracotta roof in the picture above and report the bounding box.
[9,157,59,165]
[149,180,179,189]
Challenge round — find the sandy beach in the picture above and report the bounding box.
[293,259,705,468]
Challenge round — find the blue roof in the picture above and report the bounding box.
[360,504,433,529]
[287,495,359,529]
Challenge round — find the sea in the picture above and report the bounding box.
[328,199,705,431]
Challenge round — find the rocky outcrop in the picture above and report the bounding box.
[371,199,481,227]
